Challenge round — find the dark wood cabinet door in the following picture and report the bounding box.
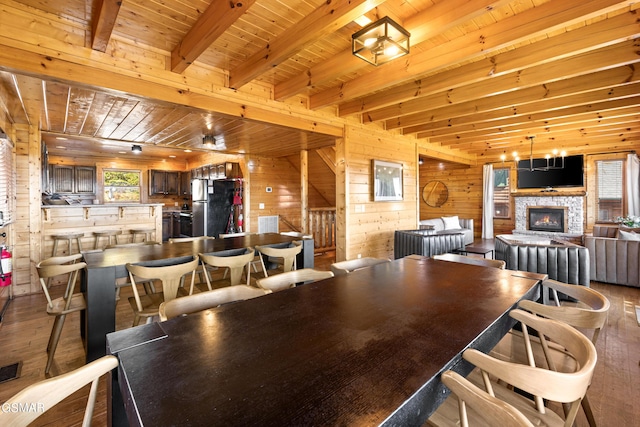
[165,172,179,195]
[180,171,191,196]
[75,166,96,193]
[50,165,74,193]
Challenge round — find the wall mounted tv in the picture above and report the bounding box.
[516,154,584,189]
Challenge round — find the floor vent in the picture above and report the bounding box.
[0,361,21,384]
[258,215,279,234]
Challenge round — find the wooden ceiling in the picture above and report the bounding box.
[0,0,638,162]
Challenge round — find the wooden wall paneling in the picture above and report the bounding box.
[301,150,308,233]
[341,125,418,261]
[419,160,483,239]
[285,151,335,209]
[247,156,303,233]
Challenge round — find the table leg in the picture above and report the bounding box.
[299,239,315,269]
[82,266,117,362]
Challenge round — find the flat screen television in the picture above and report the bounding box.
[516,154,584,189]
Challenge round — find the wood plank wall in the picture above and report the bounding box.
[419,161,484,238]
[336,125,418,261]
[0,99,14,303]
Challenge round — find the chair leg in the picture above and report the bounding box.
[132,313,141,327]
[582,395,597,427]
[46,316,60,352]
[46,314,66,374]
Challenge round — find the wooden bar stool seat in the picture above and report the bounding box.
[93,230,122,249]
[51,233,84,256]
[130,227,156,243]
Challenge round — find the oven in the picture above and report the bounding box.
[179,212,193,237]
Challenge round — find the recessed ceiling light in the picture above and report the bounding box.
[184,149,192,153]
[131,145,142,154]
[55,136,68,141]
[169,155,176,158]
[55,146,66,149]
[118,151,126,154]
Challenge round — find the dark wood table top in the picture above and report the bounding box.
[108,256,545,426]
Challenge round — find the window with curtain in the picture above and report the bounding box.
[103,170,141,203]
[596,159,624,222]
[0,132,15,226]
[493,168,510,218]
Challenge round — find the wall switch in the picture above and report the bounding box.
[357,254,361,259]
[266,187,272,192]
[259,203,265,209]
[174,202,179,206]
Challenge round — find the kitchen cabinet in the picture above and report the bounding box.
[162,211,181,241]
[180,170,191,196]
[50,164,96,194]
[150,170,179,195]
[189,162,242,182]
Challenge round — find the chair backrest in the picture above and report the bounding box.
[36,254,87,309]
[441,370,535,427]
[0,355,118,426]
[330,257,391,276]
[158,285,269,321]
[256,268,334,292]
[518,279,610,344]
[168,236,215,243]
[433,253,506,269]
[463,309,597,423]
[126,256,200,308]
[256,241,302,273]
[105,241,160,249]
[219,232,255,238]
[199,249,255,288]
[280,231,312,239]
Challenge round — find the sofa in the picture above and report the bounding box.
[419,216,474,245]
[584,225,640,288]
[394,229,466,259]
[494,234,590,287]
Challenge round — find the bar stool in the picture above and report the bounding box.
[93,230,122,249]
[51,233,84,257]
[130,227,156,243]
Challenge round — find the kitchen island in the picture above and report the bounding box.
[41,203,163,259]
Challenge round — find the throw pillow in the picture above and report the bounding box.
[619,230,640,241]
[442,215,461,230]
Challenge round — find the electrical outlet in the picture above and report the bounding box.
[259,203,265,209]
[357,254,361,259]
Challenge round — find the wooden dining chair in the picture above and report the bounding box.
[500,279,610,427]
[439,370,535,427]
[105,241,161,299]
[433,253,506,269]
[256,268,334,292]
[197,249,256,293]
[36,254,87,374]
[168,236,216,286]
[158,285,269,321]
[220,232,260,273]
[125,256,199,326]
[330,257,391,276]
[0,355,118,426]
[429,309,597,427]
[255,241,302,277]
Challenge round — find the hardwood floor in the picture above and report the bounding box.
[0,251,638,427]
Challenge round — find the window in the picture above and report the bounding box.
[103,170,141,203]
[596,160,623,222]
[493,168,510,218]
[0,132,15,226]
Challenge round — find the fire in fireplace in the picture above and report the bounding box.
[527,206,567,233]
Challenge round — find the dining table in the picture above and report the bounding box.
[81,233,314,363]
[106,255,546,426]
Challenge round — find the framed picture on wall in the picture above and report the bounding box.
[372,159,403,201]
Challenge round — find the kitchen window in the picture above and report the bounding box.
[104,170,141,203]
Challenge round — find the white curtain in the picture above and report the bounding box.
[626,153,640,216]
[482,164,494,239]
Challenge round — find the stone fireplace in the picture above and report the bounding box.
[513,193,585,238]
[527,206,568,233]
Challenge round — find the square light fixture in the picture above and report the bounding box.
[203,134,215,148]
[131,144,142,154]
[352,16,410,66]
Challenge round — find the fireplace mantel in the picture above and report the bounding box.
[512,190,586,197]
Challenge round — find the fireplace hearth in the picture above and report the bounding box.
[527,206,568,233]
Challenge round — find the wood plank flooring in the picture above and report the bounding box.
[0,251,638,426]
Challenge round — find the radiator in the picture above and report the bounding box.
[258,215,279,233]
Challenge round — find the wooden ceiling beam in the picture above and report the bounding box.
[229,0,384,89]
[170,0,256,74]
[273,0,507,101]
[349,11,640,120]
[309,0,633,109]
[91,0,122,52]
[389,44,640,131]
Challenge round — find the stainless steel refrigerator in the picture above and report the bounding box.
[191,178,237,237]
